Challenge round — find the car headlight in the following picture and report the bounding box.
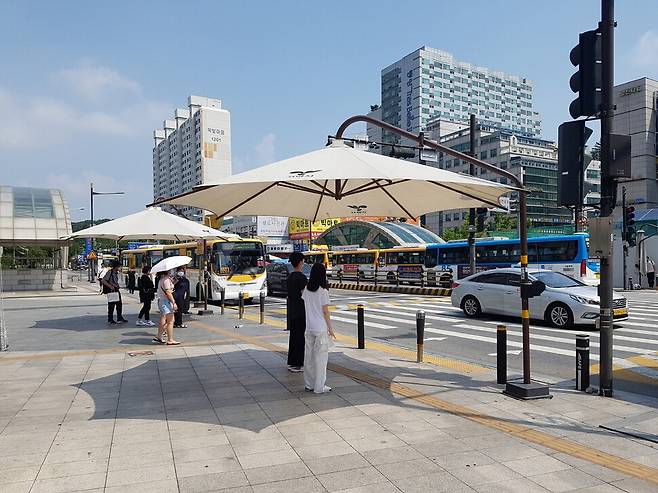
[569,294,599,305]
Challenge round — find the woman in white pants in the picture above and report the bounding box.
[301,263,336,394]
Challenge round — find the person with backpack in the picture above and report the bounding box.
[101,260,127,324]
[136,266,155,326]
[301,263,336,394]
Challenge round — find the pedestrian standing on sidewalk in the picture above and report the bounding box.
[647,256,655,289]
[101,260,128,325]
[173,266,190,328]
[155,269,181,345]
[137,266,155,326]
[127,267,137,294]
[286,252,307,373]
[301,263,336,393]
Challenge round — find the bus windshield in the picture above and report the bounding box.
[212,242,265,276]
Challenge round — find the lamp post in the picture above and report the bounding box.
[335,115,548,399]
[89,183,124,282]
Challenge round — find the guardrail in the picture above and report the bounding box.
[329,267,453,289]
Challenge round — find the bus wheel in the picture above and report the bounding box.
[386,272,396,284]
[545,303,573,328]
[461,296,482,318]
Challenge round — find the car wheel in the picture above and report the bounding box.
[461,296,482,318]
[546,303,574,328]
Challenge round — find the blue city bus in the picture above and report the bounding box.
[425,234,596,282]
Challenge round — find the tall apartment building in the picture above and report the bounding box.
[611,78,658,210]
[372,46,541,146]
[423,124,571,234]
[152,95,231,221]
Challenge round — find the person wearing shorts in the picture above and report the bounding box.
[155,270,181,345]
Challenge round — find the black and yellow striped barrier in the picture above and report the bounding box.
[328,282,451,296]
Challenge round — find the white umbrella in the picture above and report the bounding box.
[150,255,192,274]
[64,207,239,241]
[154,140,514,221]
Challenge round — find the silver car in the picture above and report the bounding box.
[451,268,628,328]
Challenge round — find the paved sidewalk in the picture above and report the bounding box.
[1,310,658,492]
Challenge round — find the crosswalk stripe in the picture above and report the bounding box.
[330,315,395,330]
[349,306,655,355]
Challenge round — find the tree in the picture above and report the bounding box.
[440,221,471,242]
[590,141,601,161]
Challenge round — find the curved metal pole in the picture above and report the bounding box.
[335,115,532,384]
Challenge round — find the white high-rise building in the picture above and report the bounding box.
[372,46,541,147]
[152,95,231,221]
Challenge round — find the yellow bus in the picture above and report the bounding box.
[122,238,267,302]
[330,248,379,280]
[303,250,332,269]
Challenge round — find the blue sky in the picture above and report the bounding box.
[1,1,656,221]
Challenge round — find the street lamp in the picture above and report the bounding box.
[88,183,124,282]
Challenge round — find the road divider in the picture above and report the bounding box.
[329,281,450,296]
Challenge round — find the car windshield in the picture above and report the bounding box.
[531,271,584,288]
[212,242,265,276]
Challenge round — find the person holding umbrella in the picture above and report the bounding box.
[150,255,190,345]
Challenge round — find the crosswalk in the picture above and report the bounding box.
[325,291,658,382]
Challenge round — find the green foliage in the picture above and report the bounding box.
[440,221,471,242]
[590,141,601,161]
[70,219,117,256]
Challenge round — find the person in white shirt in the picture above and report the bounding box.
[301,263,336,394]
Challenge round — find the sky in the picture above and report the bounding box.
[1,1,656,222]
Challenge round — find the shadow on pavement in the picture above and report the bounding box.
[73,347,651,441]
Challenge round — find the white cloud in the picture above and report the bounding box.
[631,30,658,70]
[233,133,276,173]
[0,82,168,149]
[53,60,141,101]
[255,133,276,165]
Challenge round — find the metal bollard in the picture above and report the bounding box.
[356,269,360,286]
[238,292,244,319]
[259,291,265,324]
[220,287,225,315]
[576,334,590,391]
[416,311,425,363]
[497,325,507,384]
[357,304,365,349]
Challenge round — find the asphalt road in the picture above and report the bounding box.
[266,288,658,397]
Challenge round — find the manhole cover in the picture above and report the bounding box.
[128,350,154,357]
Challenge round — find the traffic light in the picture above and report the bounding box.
[557,121,593,206]
[568,29,602,119]
[623,206,636,246]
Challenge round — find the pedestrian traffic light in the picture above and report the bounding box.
[557,121,593,206]
[623,206,636,246]
[568,29,602,119]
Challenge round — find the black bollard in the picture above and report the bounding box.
[259,291,265,324]
[238,292,244,319]
[416,310,425,362]
[497,325,507,384]
[220,287,225,315]
[357,304,365,349]
[576,334,590,391]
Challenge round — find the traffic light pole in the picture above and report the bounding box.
[598,0,615,397]
[622,186,627,290]
[468,114,477,276]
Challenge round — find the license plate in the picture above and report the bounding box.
[613,308,628,316]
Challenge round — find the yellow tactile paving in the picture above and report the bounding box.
[191,318,658,486]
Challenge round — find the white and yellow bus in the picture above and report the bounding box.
[122,238,267,302]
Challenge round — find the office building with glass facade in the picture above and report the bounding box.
[375,46,541,146]
[422,124,571,234]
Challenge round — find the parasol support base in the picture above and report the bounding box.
[193,301,205,308]
[197,309,214,316]
[504,381,552,400]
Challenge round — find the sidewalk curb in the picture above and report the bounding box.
[328,281,451,296]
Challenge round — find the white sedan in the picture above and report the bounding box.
[451,268,628,328]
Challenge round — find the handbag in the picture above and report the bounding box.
[106,292,120,303]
